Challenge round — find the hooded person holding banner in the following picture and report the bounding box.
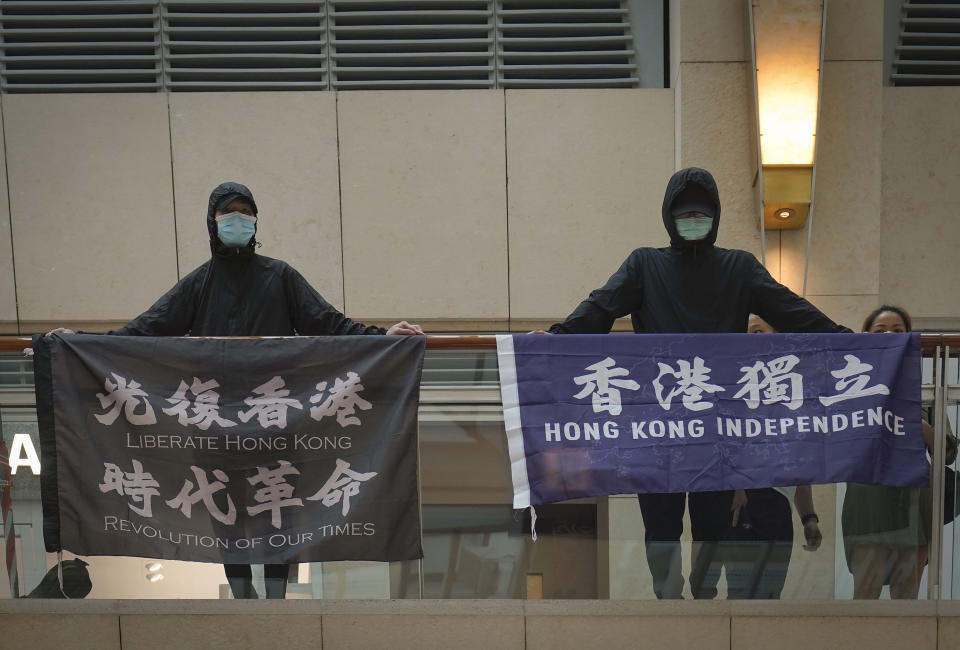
[547,167,848,599]
[48,181,423,599]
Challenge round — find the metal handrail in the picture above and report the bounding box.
[2,333,960,354]
[0,334,499,353]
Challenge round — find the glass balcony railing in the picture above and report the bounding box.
[1,334,959,600]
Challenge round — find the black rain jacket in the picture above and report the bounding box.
[549,167,850,335]
[111,182,385,337]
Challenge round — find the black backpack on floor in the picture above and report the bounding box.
[24,559,91,599]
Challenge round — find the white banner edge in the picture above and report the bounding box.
[496,335,531,509]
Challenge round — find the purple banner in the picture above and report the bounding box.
[496,333,924,508]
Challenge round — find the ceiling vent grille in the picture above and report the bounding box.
[891,0,960,85]
[0,0,645,91]
[498,1,638,88]
[163,1,327,90]
[0,1,161,92]
[329,1,494,89]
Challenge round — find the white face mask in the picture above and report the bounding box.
[674,213,713,241]
[216,212,257,247]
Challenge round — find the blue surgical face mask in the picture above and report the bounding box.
[674,213,713,241]
[216,212,257,247]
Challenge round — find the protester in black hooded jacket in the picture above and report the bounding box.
[548,167,849,599]
[108,181,402,338]
[49,182,423,599]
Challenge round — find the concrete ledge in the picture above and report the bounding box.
[4,600,959,650]
[0,598,948,617]
[0,613,120,650]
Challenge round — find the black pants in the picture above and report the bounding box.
[224,563,290,599]
[637,491,734,599]
[700,488,794,599]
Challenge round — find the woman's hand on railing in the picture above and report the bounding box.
[385,321,424,336]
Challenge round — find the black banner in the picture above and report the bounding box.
[34,334,425,564]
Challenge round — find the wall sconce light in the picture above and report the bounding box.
[749,0,826,232]
[145,561,164,583]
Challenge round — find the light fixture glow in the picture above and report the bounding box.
[145,562,163,572]
[754,1,822,166]
[147,573,164,583]
[750,0,825,232]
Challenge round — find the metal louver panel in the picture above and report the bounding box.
[163,1,327,90]
[329,1,494,89]
[498,1,638,88]
[892,0,960,86]
[0,1,160,93]
[0,0,648,91]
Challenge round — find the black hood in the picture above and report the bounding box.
[207,181,259,257]
[661,167,721,248]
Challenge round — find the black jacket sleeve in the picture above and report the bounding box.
[746,254,852,333]
[284,266,386,336]
[549,250,643,334]
[107,267,206,336]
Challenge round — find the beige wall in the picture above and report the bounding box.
[338,90,508,323]
[0,47,955,335]
[0,88,676,334]
[3,94,178,332]
[507,89,674,323]
[0,102,15,332]
[881,87,960,329]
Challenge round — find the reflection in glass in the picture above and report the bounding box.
[407,407,598,599]
[1,407,45,598]
[393,504,597,599]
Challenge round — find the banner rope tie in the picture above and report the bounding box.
[56,550,70,599]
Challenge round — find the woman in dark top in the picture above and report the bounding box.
[842,305,954,599]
